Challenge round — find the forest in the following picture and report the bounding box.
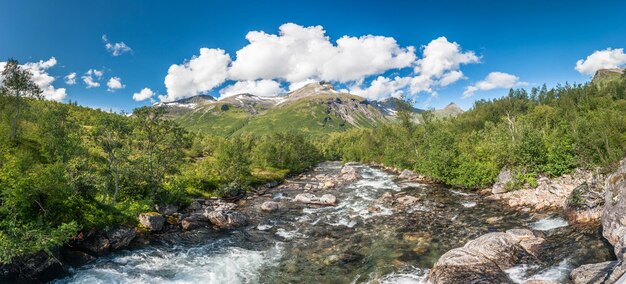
[1,58,625,264]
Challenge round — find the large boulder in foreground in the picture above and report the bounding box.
[139,212,165,232]
[602,157,626,260]
[428,229,544,284]
[570,261,619,284]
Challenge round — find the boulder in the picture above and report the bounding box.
[62,249,96,267]
[492,168,514,194]
[602,157,626,260]
[428,229,544,284]
[206,210,248,228]
[181,213,208,230]
[139,212,165,232]
[188,200,202,210]
[260,201,279,212]
[398,169,419,180]
[74,233,110,256]
[106,227,136,250]
[156,204,178,216]
[294,193,337,206]
[340,165,360,182]
[565,182,604,224]
[0,249,67,282]
[570,261,619,284]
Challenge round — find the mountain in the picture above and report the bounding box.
[592,68,625,83]
[433,103,464,118]
[157,82,454,136]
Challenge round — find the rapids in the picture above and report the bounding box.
[53,162,614,284]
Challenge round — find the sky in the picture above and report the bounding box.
[1,0,626,112]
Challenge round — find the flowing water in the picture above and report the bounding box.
[54,163,614,284]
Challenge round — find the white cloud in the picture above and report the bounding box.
[350,37,478,100]
[106,76,125,91]
[82,69,103,88]
[163,24,479,102]
[575,48,626,76]
[162,48,231,102]
[102,35,133,56]
[0,58,68,101]
[228,23,415,84]
[219,80,284,98]
[64,72,77,85]
[132,87,155,101]
[463,72,525,98]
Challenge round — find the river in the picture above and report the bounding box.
[53,162,614,283]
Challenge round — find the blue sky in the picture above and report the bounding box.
[1,0,626,112]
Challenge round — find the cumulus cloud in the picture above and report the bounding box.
[102,35,133,56]
[463,72,525,98]
[162,48,231,102]
[350,37,479,100]
[82,69,103,88]
[228,23,415,84]
[64,72,77,85]
[1,57,69,101]
[132,87,155,102]
[106,77,125,91]
[219,80,284,98]
[575,48,626,76]
[163,24,480,102]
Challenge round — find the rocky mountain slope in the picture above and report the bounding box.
[157,81,461,136]
[592,68,625,83]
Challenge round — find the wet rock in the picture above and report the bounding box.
[428,229,544,284]
[340,165,360,182]
[0,249,67,282]
[206,210,248,228]
[106,227,136,250]
[74,232,110,256]
[156,204,178,216]
[570,261,619,284]
[62,249,96,267]
[261,201,279,212]
[294,193,337,206]
[492,168,515,194]
[322,180,335,189]
[181,213,207,230]
[138,212,165,232]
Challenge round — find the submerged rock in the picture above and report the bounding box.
[428,229,544,283]
[138,212,165,232]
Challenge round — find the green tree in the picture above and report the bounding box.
[0,59,43,143]
[92,114,130,205]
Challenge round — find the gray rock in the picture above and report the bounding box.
[206,210,248,228]
[260,201,279,212]
[602,157,626,260]
[106,227,136,250]
[156,204,178,216]
[396,195,419,206]
[188,201,202,210]
[492,168,515,194]
[181,213,207,230]
[139,213,165,232]
[74,233,110,256]
[428,229,543,284]
[570,261,619,284]
[398,169,419,180]
[340,165,361,182]
[294,193,337,206]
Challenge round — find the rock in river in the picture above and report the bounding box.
[294,193,337,206]
[106,227,136,250]
[261,201,279,212]
[206,210,248,228]
[428,229,544,283]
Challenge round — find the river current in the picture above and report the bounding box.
[54,162,613,284]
